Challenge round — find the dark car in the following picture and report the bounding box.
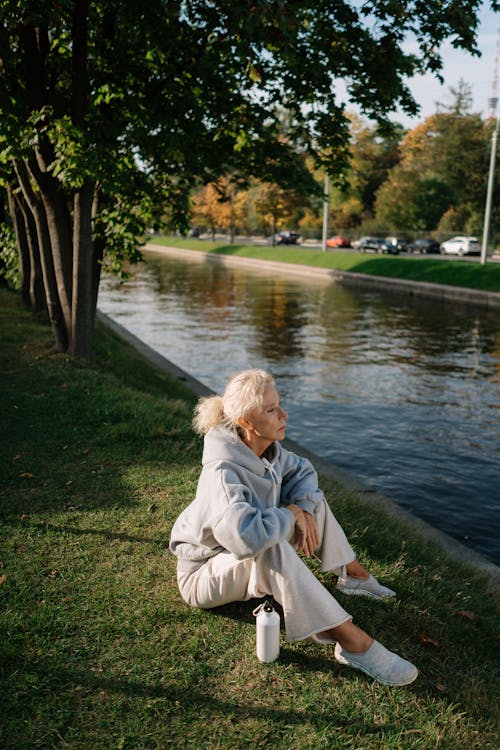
[275,231,301,245]
[359,237,399,254]
[385,236,408,252]
[408,238,440,254]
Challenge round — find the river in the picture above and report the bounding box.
[97,248,500,565]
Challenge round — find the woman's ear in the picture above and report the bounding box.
[237,416,253,432]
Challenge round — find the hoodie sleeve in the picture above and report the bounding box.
[212,466,296,559]
[278,446,325,515]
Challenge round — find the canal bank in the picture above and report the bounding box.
[144,243,500,311]
[98,309,500,586]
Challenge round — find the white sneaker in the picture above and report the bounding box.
[336,572,396,600]
[334,640,418,686]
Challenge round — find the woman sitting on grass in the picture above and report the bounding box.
[169,369,418,686]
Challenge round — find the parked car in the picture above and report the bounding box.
[407,238,440,254]
[275,230,301,245]
[351,236,372,249]
[359,237,399,254]
[326,235,351,248]
[440,235,480,256]
[385,236,408,252]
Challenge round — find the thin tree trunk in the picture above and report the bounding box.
[71,180,94,358]
[30,150,73,335]
[69,0,94,359]
[13,190,46,312]
[91,185,104,321]
[7,184,31,307]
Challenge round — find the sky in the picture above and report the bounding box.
[396,2,500,127]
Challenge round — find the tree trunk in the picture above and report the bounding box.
[91,186,104,321]
[13,159,68,351]
[71,180,94,358]
[69,0,94,359]
[31,149,73,335]
[7,184,31,307]
[13,189,46,312]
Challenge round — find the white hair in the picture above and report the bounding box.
[192,369,275,435]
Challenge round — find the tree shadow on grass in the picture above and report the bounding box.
[3,658,414,739]
[1,516,165,547]
[3,650,492,750]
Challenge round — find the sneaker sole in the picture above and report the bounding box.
[336,586,396,600]
[335,653,419,686]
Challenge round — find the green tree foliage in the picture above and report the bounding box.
[325,115,405,233]
[374,82,496,233]
[0,1,492,357]
[347,115,405,212]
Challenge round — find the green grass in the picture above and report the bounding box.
[148,236,500,293]
[1,286,499,750]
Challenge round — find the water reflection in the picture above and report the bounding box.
[98,251,500,565]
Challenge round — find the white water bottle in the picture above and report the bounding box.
[253,600,280,662]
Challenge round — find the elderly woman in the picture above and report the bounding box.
[169,369,417,686]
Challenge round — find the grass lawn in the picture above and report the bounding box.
[148,236,500,293]
[1,286,499,750]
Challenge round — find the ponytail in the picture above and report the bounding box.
[192,395,225,435]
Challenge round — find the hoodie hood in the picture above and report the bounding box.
[202,426,279,475]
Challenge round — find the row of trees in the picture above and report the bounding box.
[188,84,499,241]
[0,1,493,358]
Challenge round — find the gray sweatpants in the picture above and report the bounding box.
[176,497,355,641]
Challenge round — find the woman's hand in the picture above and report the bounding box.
[287,505,319,557]
[301,511,319,556]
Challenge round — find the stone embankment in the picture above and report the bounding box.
[145,243,500,312]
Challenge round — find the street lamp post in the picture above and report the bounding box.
[481,96,499,265]
[321,173,329,252]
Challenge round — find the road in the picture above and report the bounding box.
[189,233,500,262]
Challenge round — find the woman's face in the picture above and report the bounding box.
[241,383,288,455]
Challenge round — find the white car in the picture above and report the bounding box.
[440,236,480,256]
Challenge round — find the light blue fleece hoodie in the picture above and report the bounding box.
[169,426,325,570]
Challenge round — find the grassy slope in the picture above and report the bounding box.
[1,287,499,750]
[148,236,500,293]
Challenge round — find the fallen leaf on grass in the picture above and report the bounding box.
[418,631,439,647]
[20,514,30,520]
[0,574,7,586]
[19,472,34,479]
[455,610,478,622]
[408,566,423,576]
[435,682,447,692]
